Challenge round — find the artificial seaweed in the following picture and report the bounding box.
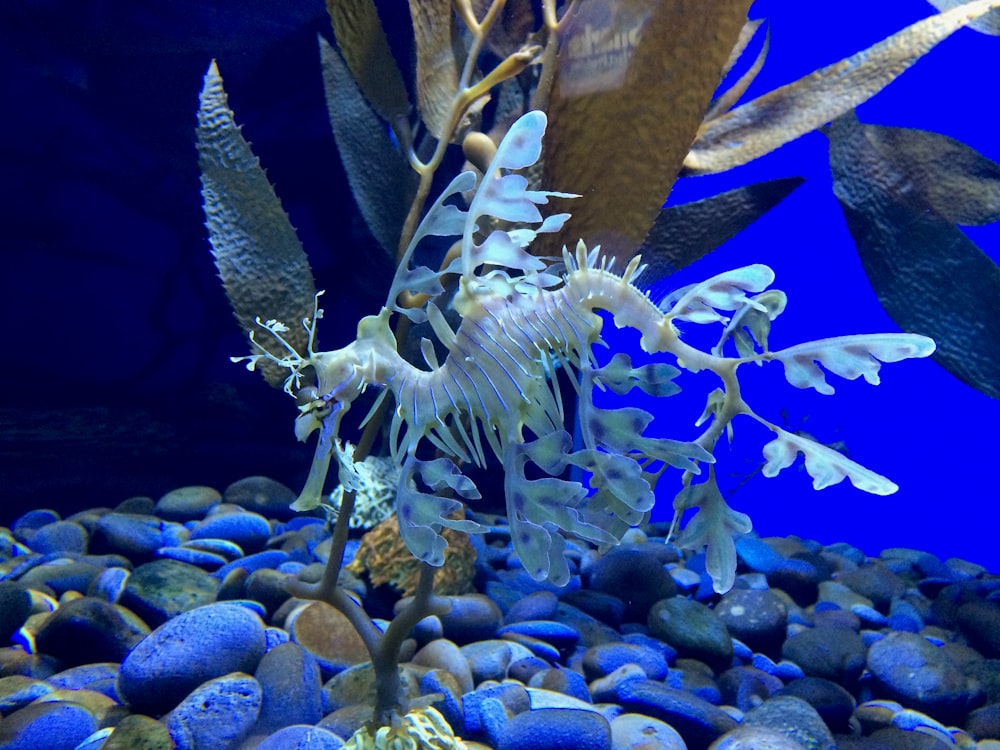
[828,112,1000,399]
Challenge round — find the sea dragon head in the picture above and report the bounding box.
[233,294,399,513]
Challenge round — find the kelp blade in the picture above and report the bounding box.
[541,0,752,261]
[197,61,317,388]
[828,113,1000,400]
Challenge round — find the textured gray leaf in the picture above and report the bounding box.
[197,61,317,389]
[840,122,1000,226]
[829,112,1000,399]
[639,177,803,283]
[320,36,417,257]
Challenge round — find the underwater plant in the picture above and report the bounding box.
[197,0,997,736]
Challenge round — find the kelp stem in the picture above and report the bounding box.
[371,563,449,725]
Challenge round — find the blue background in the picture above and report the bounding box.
[647,0,1000,570]
[1,1,996,571]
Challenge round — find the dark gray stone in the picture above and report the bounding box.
[716,588,788,658]
[35,596,145,666]
[0,582,31,644]
[775,676,856,734]
[30,521,88,555]
[782,626,866,686]
[154,485,221,522]
[120,558,218,627]
[648,597,733,673]
[253,641,323,735]
[589,547,676,623]
[743,694,836,750]
[867,630,982,724]
[223,476,299,520]
[717,666,782,713]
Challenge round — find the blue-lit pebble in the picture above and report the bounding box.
[613,680,738,749]
[12,509,61,541]
[610,713,686,750]
[118,602,266,715]
[181,537,245,560]
[528,667,592,704]
[437,594,503,644]
[496,707,610,750]
[583,642,668,681]
[213,549,289,579]
[498,620,580,655]
[30,521,88,555]
[253,641,323,734]
[191,511,272,553]
[463,682,529,745]
[95,513,181,557]
[165,673,262,750]
[0,701,97,750]
[156,545,229,568]
[255,725,346,749]
[504,590,559,623]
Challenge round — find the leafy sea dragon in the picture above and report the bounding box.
[239,111,935,593]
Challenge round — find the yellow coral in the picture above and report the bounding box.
[344,706,467,750]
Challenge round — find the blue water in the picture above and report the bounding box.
[640,0,1000,570]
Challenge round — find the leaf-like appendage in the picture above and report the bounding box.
[462,112,578,280]
[385,170,476,322]
[492,110,547,169]
[197,61,317,389]
[715,289,787,359]
[504,439,623,585]
[470,230,547,275]
[594,353,683,398]
[664,265,775,324]
[387,111,577,322]
[673,478,752,594]
[289,408,342,512]
[396,455,487,567]
[771,333,936,395]
[568,449,655,514]
[520,430,575,475]
[761,428,898,495]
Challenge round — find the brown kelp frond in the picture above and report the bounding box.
[685,0,1000,175]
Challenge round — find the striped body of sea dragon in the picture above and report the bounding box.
[240,111,935,593]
